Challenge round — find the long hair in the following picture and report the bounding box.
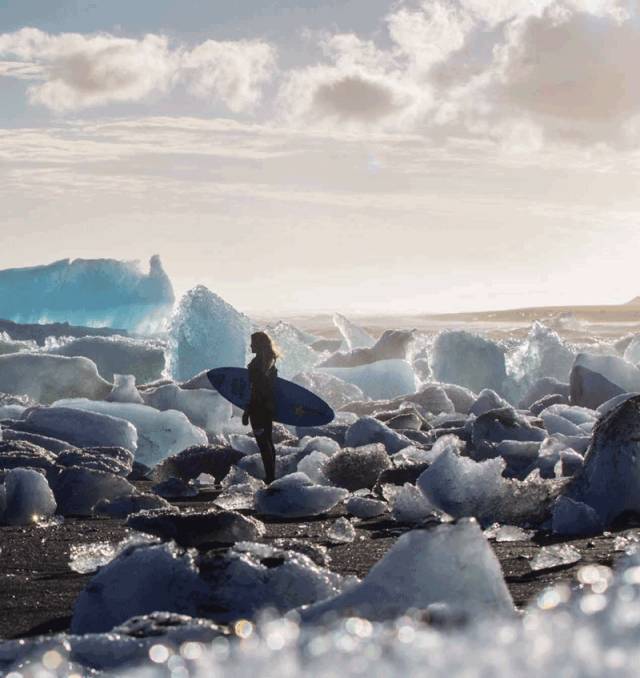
[252,331,279,368]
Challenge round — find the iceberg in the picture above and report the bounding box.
[0,255,174,331]
[319,359,417,400]
[333,313,375,350]
[167,285,251,381]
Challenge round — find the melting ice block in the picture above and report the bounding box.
[327,517,356,543]
[345,416,414,454]
[0,353,112,404]
[0,255,174,331]
[106,374,144,404]
[530,544,581,571]
[319,359,417,400]
[301,519,515,622]
[264,321,322,378]
[52,398,207,466]
[47,335,166,383]
[1,468,57,525]
[255,472,348,518]
[570,353,640,409]
[167,285,251,381]
[391,483,438,524]
[292,371,366,410]
[324,444,391,490]
[21,406,138,451]
[71,542,208,633]
[431,331,507,394]
[564,395,640,529]
[52,467,137,516]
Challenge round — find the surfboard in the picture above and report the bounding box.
[206,367,334,427]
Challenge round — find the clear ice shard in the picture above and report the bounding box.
[327,517,356,543]
[530,544,581,571]
[167,285,251,381]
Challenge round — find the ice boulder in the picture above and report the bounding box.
[264,321,322,378]
[47,335,165,383]
[51,467,137,515]
[346,494,387,519]
[56,447,133,476]
[471,407,546,460]
[105,374,144,404]
[255,472,348,518]
[301,520,515,622]
[391,483,439,524]
[319,359,417,400]
[198,541,355,623]
[71,542,208,633]
[292,371,366,410]
[333,313,375,350]
[564,395,640,528]
[52,399,208,466]
[19,406,138,451]
[128,508,265,547]
[0,353,111,404]
[623,336,640,365]
[324,444,392,490]
[345,416,413,454]
[469,389,511,417]
[94,493,172,518]
[570,353,640,409]
[150,445,243,483]
[509,323,575,387]
[320,329,415,368]
[551,496,604,536]
[167,285,251,381]
[439,384,477,414]
[417,450,556,526]
[1,468,56,525]
[431,331,506,394]
[519,377,570,410]
[142,383,232,435]
[0,331,34,355]
[0,255,174,331]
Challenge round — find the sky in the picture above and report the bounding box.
[1,0,639,316]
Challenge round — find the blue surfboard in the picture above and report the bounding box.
[206,367,334,427]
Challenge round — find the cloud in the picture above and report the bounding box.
[0,28,276,112]
[182,40,276,112]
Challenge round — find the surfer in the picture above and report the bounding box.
[242,331,278,484]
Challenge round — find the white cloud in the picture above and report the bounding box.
[0,28,277,113]
[182,40,276,112]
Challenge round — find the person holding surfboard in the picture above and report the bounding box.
[242,331,278,483]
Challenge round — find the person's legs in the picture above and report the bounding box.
[250,413,276,483]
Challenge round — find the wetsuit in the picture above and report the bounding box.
[247,356,277,483]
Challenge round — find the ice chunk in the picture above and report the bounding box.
[300,435,341,456]
[105,374,144,404]
[255,472,348,518]
[432,331,507,394]
[319,359,417,400]
[21,405,138,451]
[333,313,375,350]
[623,336,640,364]
[301,519,515,622]
[508,323,575,388]
[297,450,331,485]
[143,383,232,435]
[597,392,640,418]
[470,389,511,416]
[345,416,413,454]
[320,330,415,368]
[47,334,165,383]
[152,477,199,499]
[214,475,263,510]
[1,468,56,525]
[69,533,160,574]
[346,495,387,519]
[551,496,604,536]
[0,331,35,355]
[167,285,251,381]
[52,398,207,466]
[71,542,207,633]
[484,524,534,542]
[292,371,366,410]
[150,444,243,484]
[264,321,322,378]
[324,444,391,490]
[0,353,111,404]
[570,353,640,409]
[391,483,439,524]
[519,377,570,410]
[0,255,174,331]
[93,493,172,518]
[51,467,137,516]
[128,508,265,547]
[471,407,546,460]
[565,395,640,528]
[530,544,582,571]
[327,517,356,543]
[418,450,556,527]
[198,541,355,623]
